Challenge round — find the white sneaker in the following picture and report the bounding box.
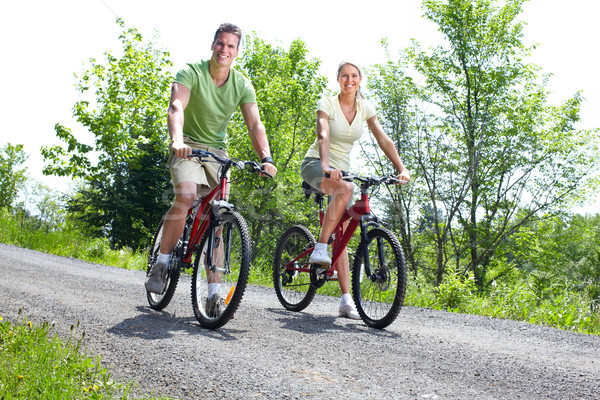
[339,304,361,320]
[309,246,331,266]
[145,262,167,294]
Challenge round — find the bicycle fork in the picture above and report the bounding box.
[359,215,385,279]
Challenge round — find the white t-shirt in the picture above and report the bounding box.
[304,95,377,171]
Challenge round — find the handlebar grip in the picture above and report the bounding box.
[260,170,273,179]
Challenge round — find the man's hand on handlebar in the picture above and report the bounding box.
[260,162,277,178]
[171,140,192,159]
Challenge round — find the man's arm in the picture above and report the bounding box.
[168,82,192,159]
[240,102,277,177]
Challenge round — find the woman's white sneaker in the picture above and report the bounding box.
[339,304,360,320]
[308,246,331,265]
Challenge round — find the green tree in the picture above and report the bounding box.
[227,35,328,265]
[397,0,598,287]
[0,143,28,210]
[41,19,173,250]
[365,44,433,275]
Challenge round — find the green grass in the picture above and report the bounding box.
[2,209,598,335]
[404,272,600,335]
[0,310,174,400]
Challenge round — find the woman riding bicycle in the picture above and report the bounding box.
[300,61,410,320]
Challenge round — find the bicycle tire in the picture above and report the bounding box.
[146,217,181,310]
[351,227,406,329]
[273,225,317,312]
[191,210,251,329]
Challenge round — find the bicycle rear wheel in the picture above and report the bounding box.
[191,210,251,329]
[273,225,317,311]
[352,227,406,329]
[146,217,181,310]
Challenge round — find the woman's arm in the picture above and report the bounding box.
[367,114,410,182]
[317,110,343,181]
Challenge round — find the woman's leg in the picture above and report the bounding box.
[318,178,353,244]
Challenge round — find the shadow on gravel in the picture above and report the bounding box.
[106,306,247,341]
[267,308,402,339]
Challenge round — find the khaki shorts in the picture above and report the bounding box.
[168,137,229,198]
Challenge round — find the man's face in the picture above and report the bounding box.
[210,32,240,67]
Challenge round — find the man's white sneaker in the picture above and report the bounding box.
[145,262,167,294]
[309,246,331,266]
[339,304,361,320]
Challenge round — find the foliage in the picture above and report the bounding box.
[499,214,600,311]
[435,270,477,310]
[0,208,146,271]
[0,311,129,399]
[0,143,28,210]
[13,180,67,234]
[41,19,173,250]
[228,34,328,268]
[368,0,599,288]
[365,42,429,275]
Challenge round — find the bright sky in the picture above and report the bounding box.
[0,0,598,213]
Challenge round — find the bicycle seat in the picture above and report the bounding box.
[302,181,323,201]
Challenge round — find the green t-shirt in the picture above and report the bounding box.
[174,60,256,149]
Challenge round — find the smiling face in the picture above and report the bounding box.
[210,32,240,67]
[337,63,362,96]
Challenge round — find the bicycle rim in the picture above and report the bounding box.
[146,218,181,310]
[191,211,251,329]
[273,225,317,312]
[352,227,406,329]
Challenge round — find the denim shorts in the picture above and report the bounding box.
[300,157,353,208]
[300,157,324,191]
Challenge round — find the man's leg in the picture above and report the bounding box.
[145,181,196,294]
[160,181,197,255]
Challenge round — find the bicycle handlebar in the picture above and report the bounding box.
[324,172,408,187]
[188,149,273,178]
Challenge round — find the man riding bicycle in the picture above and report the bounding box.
[145,23,277,300]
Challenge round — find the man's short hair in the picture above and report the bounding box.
[214,23,242,48]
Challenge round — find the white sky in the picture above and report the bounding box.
[0,0,598,213]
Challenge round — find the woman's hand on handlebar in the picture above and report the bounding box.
[323,167,343,181]
[396,169,410,185]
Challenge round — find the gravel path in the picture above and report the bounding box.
[0,243,598,399]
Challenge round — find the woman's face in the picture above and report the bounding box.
[337,64,362,95]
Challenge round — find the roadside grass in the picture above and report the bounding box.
[1,210,598,335]
[0,310,174,400]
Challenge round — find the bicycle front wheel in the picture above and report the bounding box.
[352,227,406,329]
[191,210,251,329]
[273,225,317,311]
[146,217,181,310]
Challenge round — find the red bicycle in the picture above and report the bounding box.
[146,149,269,329]
[273,173,407,329]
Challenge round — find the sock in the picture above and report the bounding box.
[157,252,171,265]
[208,283,221,298]
[340,293,352,307]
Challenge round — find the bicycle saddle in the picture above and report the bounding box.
[301,181,323,201]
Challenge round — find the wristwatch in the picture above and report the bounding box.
[261,156,275,165]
